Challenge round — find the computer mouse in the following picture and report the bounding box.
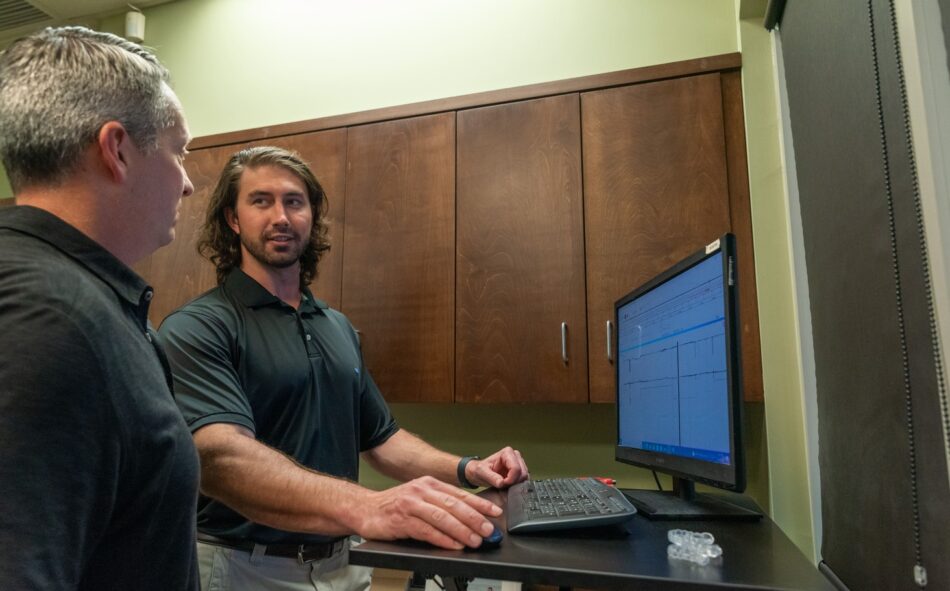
[481,524,504,548]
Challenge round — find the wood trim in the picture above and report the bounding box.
[721,70,764,403]
[189,53,742,150]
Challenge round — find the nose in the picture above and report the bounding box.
[182,171,195,198]
[272,202,290,226]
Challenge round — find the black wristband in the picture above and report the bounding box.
[457,456,480,489]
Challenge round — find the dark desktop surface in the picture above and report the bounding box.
[349,489,835,591]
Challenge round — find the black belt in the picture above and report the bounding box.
[196,532,347,564]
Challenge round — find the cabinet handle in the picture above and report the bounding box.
[606,320,613,362]
[561,322,568,364]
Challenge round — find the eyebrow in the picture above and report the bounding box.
[246,189,306,198]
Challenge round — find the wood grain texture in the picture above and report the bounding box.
[582,74,732,403]
[721,71,763,402]
[342,114,456,403]
[456,95,587,403]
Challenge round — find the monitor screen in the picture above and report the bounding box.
[615,234,759,520]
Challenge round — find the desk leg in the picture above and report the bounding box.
[442,577,467,591]
[411,573,571,591]
[409,573,472,591]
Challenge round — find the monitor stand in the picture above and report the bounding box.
[621,478,763,521]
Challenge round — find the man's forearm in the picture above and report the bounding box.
[362,429,461,484]
[195,424,371,536]
[363,430,530,491]
[194,423,508,550]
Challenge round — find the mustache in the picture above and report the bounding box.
[264,229,300,240]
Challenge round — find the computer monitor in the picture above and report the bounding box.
[614,234,760,520]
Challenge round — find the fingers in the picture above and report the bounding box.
[366,477,501,550]
[497,447,529,486]
[471,447,529,489]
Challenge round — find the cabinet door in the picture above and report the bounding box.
[457,94,587,403]
[342,113,455,403]
[136,129,347,325]
[582,74,732,403]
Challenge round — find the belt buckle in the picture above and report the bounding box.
[296,541,340,564]
[297,544,316,565]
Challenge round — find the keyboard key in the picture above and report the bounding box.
[507,477,637,533]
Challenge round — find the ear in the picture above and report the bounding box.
[97,121,132,184]
[224,206,240,235]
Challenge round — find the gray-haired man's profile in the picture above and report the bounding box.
[0,26,199,589]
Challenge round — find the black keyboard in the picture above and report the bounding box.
[506,477,638,533]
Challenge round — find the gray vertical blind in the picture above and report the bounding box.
[777,0,949,589]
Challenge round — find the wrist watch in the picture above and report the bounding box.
[457,455,480,489]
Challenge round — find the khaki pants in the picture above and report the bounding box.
[197,539,372,591]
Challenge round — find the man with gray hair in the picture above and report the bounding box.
[0,26,198,589]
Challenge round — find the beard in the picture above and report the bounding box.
[240,229,309,270]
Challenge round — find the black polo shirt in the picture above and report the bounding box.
[159,268,399,545]
[0,205,200,591]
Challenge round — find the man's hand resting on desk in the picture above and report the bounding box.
[465,446,529,489]
[359,476,502,550]
[357,432,528,548]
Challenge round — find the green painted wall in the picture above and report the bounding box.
[735,11,816,560]
[1,0,817,561]
[105,0,738,139]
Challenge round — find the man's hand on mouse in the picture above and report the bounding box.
[359,476,501,550]
[465,447,529,489]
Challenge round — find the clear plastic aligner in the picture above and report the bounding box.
[666,529,723,565]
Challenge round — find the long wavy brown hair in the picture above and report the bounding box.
[197,146,331,287]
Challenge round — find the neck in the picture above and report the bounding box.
[16,184,141,267]
[239,257,303,309]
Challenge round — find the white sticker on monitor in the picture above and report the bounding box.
[705,238,720,254]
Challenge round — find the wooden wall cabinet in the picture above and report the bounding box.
[130,53,762,404]
[583,74,734,403]
[456,94,587,403]
[342,114,456,403]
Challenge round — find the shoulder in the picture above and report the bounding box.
[0,285,106,405]
[0,240,119,343]
[158,286,242,349]
[161,286,235,329]
[0,234,98,298]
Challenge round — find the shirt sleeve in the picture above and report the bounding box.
[0,298,118,590]
[158,307,256,435]
[358,367,400,451]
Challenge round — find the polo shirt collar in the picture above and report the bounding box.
[224,268,329,312]
[0,205,153,311]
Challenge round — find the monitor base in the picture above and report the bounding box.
[621,488,763,521]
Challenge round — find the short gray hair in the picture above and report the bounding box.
[0,26,178,191]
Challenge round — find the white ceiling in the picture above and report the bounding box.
[0,0,174,42]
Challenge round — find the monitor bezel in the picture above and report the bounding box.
[613,233,745,492]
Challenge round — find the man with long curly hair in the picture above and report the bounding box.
[159,146,528,590]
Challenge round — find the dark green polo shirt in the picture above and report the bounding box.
[0,205,200,590]
[159,269,399,544]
